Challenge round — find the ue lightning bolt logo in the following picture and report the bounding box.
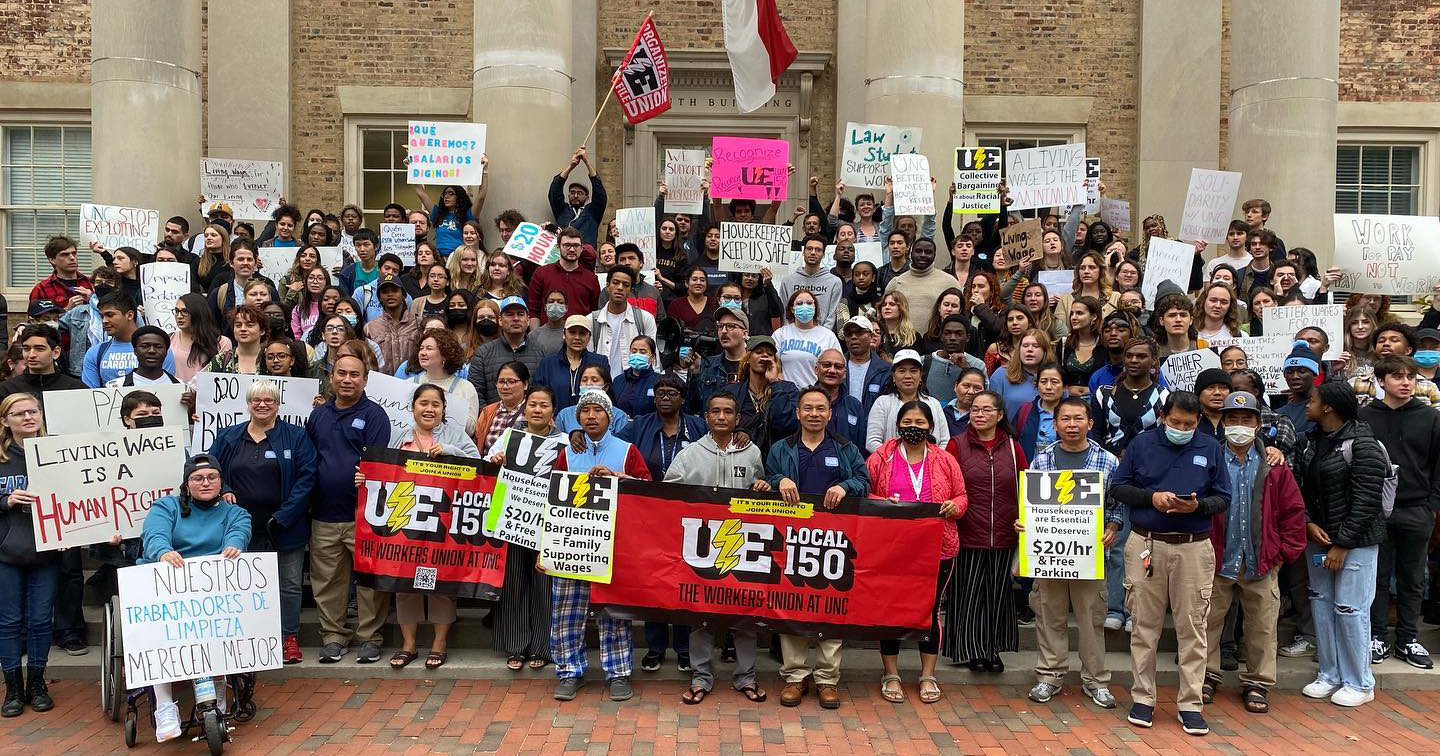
[710,519,746,575]
[570,476,590,507]
[385,481,418,531]
[1054,470,1076,505]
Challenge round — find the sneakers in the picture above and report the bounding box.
[1015,606,1036,627]
[1279,636,1317,658]
[1127,703,1154,728]
[1178,711,1209,736]
[1330,686,1375,707]
[1397,641,1434,669]
[356,642,381,664]
[154,701,182,742]
[283,636,303,665]
[1302,679,1343,699]
[1027,682,1060,703]
[676,653,692,673]
[640,651,663,672]
[1084,685,1117,709]
[318,642,347,664]
[1103,615,1123,631]
[1370,638,1391,665]
[554,677,582,701]
[60,639,88,656]
[609,676,634,701]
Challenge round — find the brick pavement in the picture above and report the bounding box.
[2,677,1437,756]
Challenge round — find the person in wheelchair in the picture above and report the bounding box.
[91,391,166,598]
[140,453,251,743]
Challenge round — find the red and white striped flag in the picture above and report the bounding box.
[611,16,671,125]
[722,0,798,113]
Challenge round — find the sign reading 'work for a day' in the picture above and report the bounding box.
[1179,168,1243,244]
[719,222,791,274]
[1005,143,1087,211]
[663,149,706,214]
[710,136,789,201]
[540,472,618,583]
[953,147,1002,214]
[119,553,283,687]
[407,121,486,185]
[1332,214,1440,296]
[841,123,921,190]
[889,154,934,216]
[1018,469,1105,580]
[81,203,160,251]
[503,222,560,266]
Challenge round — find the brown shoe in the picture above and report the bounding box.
[780,676,810,707]
[816,683,840,709]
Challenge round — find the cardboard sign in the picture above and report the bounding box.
[1036,269,1074,297]
[1262,304,1343,361]
[26,427,187,551]
[380,223,416,267]
[1139,237,1196,305]
[663,148,706,214]
[1179,168,1243,244]
[615,206,657,273]
[1099,198,1131,232]
[80,203,160,251]
[407,121,486,185]
[363,371,470,437]
[118,553,283,687]
[841,122,922,190]
[889,153,934,216]
[719,222,791,274]
[1160,348,1222,392]
[140,261,190,334]
[199,158,284,221]
[503,222,560,266]
[999,218,1043,269]
[1005,143,1087,212]
[1332,214,1440,296]
[953,147,1002,214]
[1084,158,1101,214]
[43,383,189,434]
[710,136,789,201]
[1206,335,1289,393]
[257,246,342,282]
[1018,470,1105,580]
[540,472,618,583]
[190,373,320,454]
[487,430,565,550]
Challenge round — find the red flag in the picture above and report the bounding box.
[722,0,799,113]
[611,16,671,125]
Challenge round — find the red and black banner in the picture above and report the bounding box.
[612,16,671,124]
[591,480,943,640]
[353,448,508,599]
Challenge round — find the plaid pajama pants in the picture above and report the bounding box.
[550,577,633,680]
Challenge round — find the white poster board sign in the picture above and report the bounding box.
[25,427,187,551]
[1004,143,1086,211]
[952,147,1002,214]
[503,222,560,266]
[663,148,706,214]
[380,223,416,267]
[1262,304,1343,361]
[257,246,342,282]
[119,553,283,686]
[841,122,922,190]
[1160,348,1222,392]
[1036,270,1074,297]
[615,207,657,273]
[43,383,189,434]
[1332,214,1440,296]
[719,222,791,274]
[1139,237,1196,305]
[364,371,469,437]
[487,430,565,550]
[1084,158,1101,214]
[80,203,160,251]
[199,158,284,221]
[407,121,486,185]
[1207,336,1290,394]
[889,153,934,216]
[1099,198,1131,232]
[190,373,320,454]
[1018,470,1104,580]
[540,472,617,583]
[140,261,190,334]
[1179,169,1243,244]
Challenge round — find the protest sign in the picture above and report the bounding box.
[540,472,618,583]
[118,553,283,687]
[363,371,470,437]
[1206,335,1289,392]
[664,148,706,214]
[26,427,187,551]
[1036,269,1074,297]
[43,383,188,434]
[1018,470,1105,580]
[503,222,560,266]
[999,218,1043,269]
[1332,214,1440,296]
[611,15,671,124]
[190,373,319,454]
[710,136,789,201]
[380,223,416,267]
[719,222,791,274]
[1263,304,1343,361]
[487,430,565,550]
[80,203,160,251]
[1139,237,1196,305]
[841,122,922,190]
[1004,143,1086,211]
[889,153,934,216]
[615,207,657,272]
[1085,158,1101,214]
[140,261,189,334]
[1160,348,1222,392]
[199,158,284,221]
[407,121,485,185]
[590,480,943,640]
[354,448,508,597]
[257,246,342,282]
[1179,168,1243,244]
[952,147,1002,214]
[1099,198,1131,232]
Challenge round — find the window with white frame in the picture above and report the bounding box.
[358,126,447,230]
[976,135,1070,219]
[1,124,92,288]
[1336,144,1420,215]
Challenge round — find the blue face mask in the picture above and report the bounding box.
[1164,425,1195,446]
[626,353,651,372]
[1415,350,1440,368]
[579,385,604,396]
[720,299,743,312]
[341,313,358,328]
[793,304,816,324]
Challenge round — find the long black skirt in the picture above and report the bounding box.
[941,547,1018,663]
[494,543,552,660]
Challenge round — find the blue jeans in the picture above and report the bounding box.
[645,622,690,655]
[0,561,60,670]
[1308,543,1379,693]
[248,532,305,638]
[1105,515,1132,621]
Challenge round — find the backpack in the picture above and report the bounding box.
[1340,438,1398,519]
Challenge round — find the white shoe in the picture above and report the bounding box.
[154,701,182,742]
[1103,616,1123,631]
[1302,679,1342,699]
[1330,686,1375,707]
[1124,617,1134,633]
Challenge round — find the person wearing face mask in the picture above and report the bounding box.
[588,266,657,379]
[772,289,841,388]
[555,363,631,437]
[1109,391,1232,737]
[779,234,844,330]
[1410,327,1440,389]
[533,315,609,412]
[1349,322,1440,409]
[611,336,662,418]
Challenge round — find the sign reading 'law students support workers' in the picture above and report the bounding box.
[1004,143,1086,211]
[841,122,922,190]
[719,222,791,274]
[1018,470,1105,580]
[407,121,486,185]
[1332,214,1440,296]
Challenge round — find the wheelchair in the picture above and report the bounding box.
[102,599,258,754]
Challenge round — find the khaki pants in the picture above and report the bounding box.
[1124,535,1214,712]
[1205,568,1280,688]
[780,635,843,686]
[1030,577,1110,687]
[310,520,391,646]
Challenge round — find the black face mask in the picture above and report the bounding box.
[446,309,469,327]
[476,319,499,337]
[268,314,287,333]
[94,283,115,298]
[132,415,165,429]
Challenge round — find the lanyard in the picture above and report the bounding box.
[904,449,927,499]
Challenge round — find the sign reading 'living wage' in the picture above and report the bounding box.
[1332,214,1440,296]
[841,123,922,190]
[81,203,160,251]
[1179,169,1243,244]
[953,147,1002,214]
[1005,143,1086,211]
[199,158,284,221]
[719,222,791,274]
[407,121,486,185]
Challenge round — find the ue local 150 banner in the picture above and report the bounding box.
[590,481,943,640]
[1018,470,1105,580]
[353,448,508,599]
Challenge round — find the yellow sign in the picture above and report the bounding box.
[403,459,477,480]
[728,497,813,519]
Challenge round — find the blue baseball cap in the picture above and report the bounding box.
[498,295,528,312]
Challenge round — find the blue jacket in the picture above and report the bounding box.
[140,495,251,563]
[763,433,870,497]
[943,402,971,439]
[1088,361,1172,395]
[1110,427,1232,534]
[619,412,708,480]
[305,395,391,522]
[533,350,611,410]
[827,391,867,448]
[850,353,892,420]
[549,173,608,247]
[207,420,318,550]
[612,368,660,418]
[1014,396,1056,461]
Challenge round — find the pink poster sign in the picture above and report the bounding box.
[710,136,790,202]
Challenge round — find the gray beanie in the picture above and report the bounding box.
[575,389,614,422]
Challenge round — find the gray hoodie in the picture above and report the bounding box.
[779,267,844,330]
[663,433,765,489]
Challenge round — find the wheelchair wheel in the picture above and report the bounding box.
[102,600,125,722]
[124,709,137,748]
[202,708,225,755]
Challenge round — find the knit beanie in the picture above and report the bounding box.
[576,389,614,422]
[1282,341,1322,375]
[1193,368,1231,394]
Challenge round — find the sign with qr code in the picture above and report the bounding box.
[413,566,437,591]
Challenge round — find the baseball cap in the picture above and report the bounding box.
[183,453,221,481]
[498,295,528,313]
[207,201,234,217]
[1416,327,1440,344]
[746,335,777,352]
[843,314,875,333]
[27,299,62,317]
[715,306,749,330]
[892,349,923,368]
[564,314,592,332]
[1221,391,1261,415]
[376,274,404,291]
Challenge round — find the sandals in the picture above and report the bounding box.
[425,651,448,670]
[506,654,524,671]
[918,676,942,704]
[1201,675,1220,705]
[738,683,767,702]
[881,675,905,703]
[682,686,709,705]
[1243,686,1270,714]
[390,650,418,669]
[527,656,549,670]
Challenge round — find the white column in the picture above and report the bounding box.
[91,0,203,220]
[472,0,575,226]
[1229,0,1340,266]
[862,0,964,267]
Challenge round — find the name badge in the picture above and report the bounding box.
[352,418,367,429]
[264,450,277,459]
[1192,455,1206,467]
[283,449,292,460]
[868,383,880,393]
[824,456,839,467]
[647,388,654,396]
[847,414,858,425]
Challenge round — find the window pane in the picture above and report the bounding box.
[1392,146,1418,186]
[3,167,32,204]
[1335,145,1360,186]
[1360,189,1390,214]
[6,126,32,163]
[1390,188,1417,215]
[2,125,91,290]
[1359,146,1389,185]
[362,129,390,169]
[1335,189,1359,213]
[390,129,408,170]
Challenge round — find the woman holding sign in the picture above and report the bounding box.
[0,395,57,717]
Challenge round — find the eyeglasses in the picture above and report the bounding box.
[654,389,683,398]
[323,325,348,333]
[717,323,745,332]
[970,406,999,415]
[496,378,522,386]
[248,397,277,405]
[188,473,221,483]
[560,242,583,249]
[5,409,39,419]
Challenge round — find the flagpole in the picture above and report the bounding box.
[578,11,652,150]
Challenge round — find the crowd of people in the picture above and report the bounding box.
[0,146,1435,740]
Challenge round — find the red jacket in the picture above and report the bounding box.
[866,438,968,559]
[945,426,1028,551]
[525,261,601,321]
[1209,456,1308,577]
